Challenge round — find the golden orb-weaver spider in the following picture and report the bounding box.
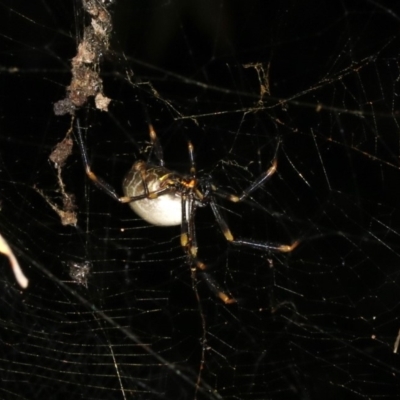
[75,121,298,303]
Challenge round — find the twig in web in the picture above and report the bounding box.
[0,233,28,288]
[393,329,400,353]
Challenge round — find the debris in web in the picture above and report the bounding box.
[49,135,74,168]
[0,233,28,289]
[68,261,91,288]
[53,0,113,115]
[34,162,78,226]
[243,62,271,104]
[35,127,78,226]
[35,183,77,227]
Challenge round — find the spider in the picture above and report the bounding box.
[75,120,298,304]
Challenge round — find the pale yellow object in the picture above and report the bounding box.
[0,234,28,288]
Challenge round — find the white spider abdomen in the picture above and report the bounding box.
[123,162,185,226]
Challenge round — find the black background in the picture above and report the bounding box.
[1,1,400,399]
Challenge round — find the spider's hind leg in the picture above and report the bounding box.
[181,194,237,304]
[198,269,237,305]
[210,197,299,253]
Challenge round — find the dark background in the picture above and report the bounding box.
[1,0,400,399]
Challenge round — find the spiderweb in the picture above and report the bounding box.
[1,1,400,399]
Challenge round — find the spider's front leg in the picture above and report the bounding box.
[75,120,152,203]
[75,121,176,218]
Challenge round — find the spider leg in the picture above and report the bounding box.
[205,140,297,252]
[188,141,196,177]
[210,198,298,253]
[180,194,194,256]
[75,120,170,204]
[148,123,165,167]
[236,158,277,202]
[180,194,236,304]
[200,271,236,304]
[215,158,277,204]
[216,140,281,203]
